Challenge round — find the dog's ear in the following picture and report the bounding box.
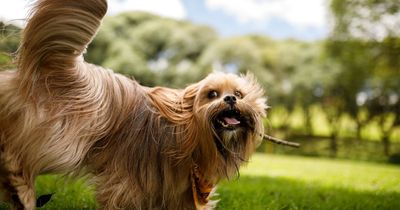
[181,83,200,113]
[147,83,199,123]
[148,83,200,161]
[170,82,201,161]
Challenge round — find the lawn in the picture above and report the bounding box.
[216,154,400,210]
[1,153,399,209]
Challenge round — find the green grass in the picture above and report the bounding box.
[216,154,400,209]
[0,176,97,210]
[1,153,400,209]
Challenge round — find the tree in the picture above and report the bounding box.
[329,0,400,155]
[330,0,400,41]
[86,12,217,88]
[197,36,267,77]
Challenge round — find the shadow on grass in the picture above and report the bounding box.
[216,175,400,210]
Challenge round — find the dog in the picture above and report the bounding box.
[0,0,267,209]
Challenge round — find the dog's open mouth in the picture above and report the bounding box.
[213,109,245,130]
[212,108,255,157]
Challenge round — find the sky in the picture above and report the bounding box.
[0,0,329,40]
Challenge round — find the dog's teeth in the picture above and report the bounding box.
[217,119,228,127]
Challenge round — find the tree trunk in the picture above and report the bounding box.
[329,132,338,158]
[355,121,362,141]
[382,134,390,156]
[304,108,313,136]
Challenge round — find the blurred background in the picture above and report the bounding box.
[1,0,399,163]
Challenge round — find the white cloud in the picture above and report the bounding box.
[0,0,186,25]
[205,0,327,29]
[107,0,186,19]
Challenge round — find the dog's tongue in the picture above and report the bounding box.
[224,117,240,125]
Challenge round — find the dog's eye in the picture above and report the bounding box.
[234,90,243,99]
[207,90,218,99]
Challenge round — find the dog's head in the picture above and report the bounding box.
[178,72,267,178]
[148,72,267,177]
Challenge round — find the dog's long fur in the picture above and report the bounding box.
[0,0,267,209]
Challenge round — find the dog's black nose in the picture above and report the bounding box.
[224,95,237,105]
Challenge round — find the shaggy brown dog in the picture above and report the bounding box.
[0,0,267,209]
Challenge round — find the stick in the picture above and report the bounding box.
[263,134,300,148]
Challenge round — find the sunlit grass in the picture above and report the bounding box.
[1,153,399,209]
[241,153,400,191]
[216,153,400,210]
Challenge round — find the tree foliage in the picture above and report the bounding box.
[330,0,400,41]
[86,12,217,87]
[329,0,400,154]
[0,22,20,69]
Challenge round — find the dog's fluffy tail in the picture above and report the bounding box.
[16,0,107,95]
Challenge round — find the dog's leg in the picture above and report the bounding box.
[1,181,23,210]
[1,154,34,209]
[5,173,36,210]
